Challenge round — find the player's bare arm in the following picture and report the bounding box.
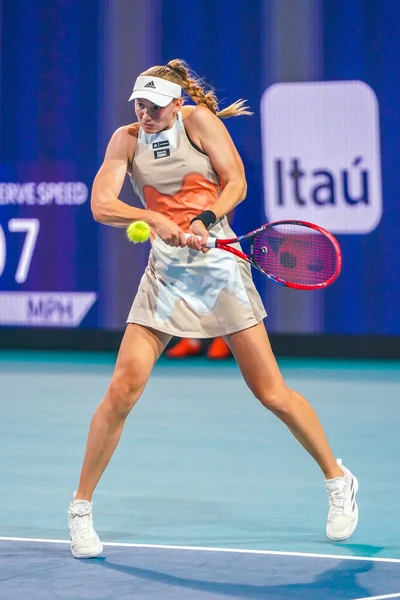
[91,127,185,245]
[186,105,247,219]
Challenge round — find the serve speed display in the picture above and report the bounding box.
[0,176,98,328]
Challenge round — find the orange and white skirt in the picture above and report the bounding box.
[127,219,266,338]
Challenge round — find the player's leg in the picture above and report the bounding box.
[69,323,170,558]
[76,323,170,500]
[225,322,358,540]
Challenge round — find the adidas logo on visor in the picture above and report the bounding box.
[144,80,156,89]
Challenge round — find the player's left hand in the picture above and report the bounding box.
[187,220,209,253]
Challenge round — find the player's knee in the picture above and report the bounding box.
[256,385,292,416]
[106,362,148,418]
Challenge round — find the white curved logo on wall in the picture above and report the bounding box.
[260,81,382,233]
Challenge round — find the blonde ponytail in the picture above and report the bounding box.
[140,59,253,119]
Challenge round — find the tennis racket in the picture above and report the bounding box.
[192,220,342,290]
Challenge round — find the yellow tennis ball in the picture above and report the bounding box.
[126,221,151,243]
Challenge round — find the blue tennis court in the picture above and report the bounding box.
[1,539,400,599]
[0,351,399,599]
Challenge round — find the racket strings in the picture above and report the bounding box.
[252,224,338,286]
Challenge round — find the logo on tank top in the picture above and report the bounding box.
[144,80,156,89]
[153,140,170,159]
[152,141,169,149]
[154,148,170,159]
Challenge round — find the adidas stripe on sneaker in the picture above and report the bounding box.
[325,459,359,541]
[68,495,103,559]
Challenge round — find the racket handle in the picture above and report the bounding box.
[184,233,217,248]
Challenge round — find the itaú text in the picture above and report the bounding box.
[274,157,370,206]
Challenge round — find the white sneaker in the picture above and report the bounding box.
[68,495,103,558]
[325,459,359,541]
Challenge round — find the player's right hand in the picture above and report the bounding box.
[152,213,187,247]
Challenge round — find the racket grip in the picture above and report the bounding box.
[205,237,217,248]
[184,233,217,248]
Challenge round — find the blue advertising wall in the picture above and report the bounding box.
[0,0,399,346]
[322,0,400,334]
[0,0,101,327]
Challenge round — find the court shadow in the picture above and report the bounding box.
[89,553,384,599]
[329,543,388,557]
[313,540,389,558]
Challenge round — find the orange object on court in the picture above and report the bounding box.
[207,337,232,360]
[165,338,202,358]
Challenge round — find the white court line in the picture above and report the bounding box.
[353,593,400,600]
[0,536,400,565]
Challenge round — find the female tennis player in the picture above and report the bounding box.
[68,60,358,558]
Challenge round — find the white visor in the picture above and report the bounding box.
[128,75,182,107]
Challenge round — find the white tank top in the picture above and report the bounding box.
[130,110,221,232]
